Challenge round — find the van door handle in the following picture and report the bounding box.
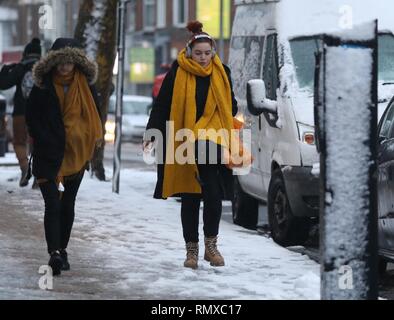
[258,115,261,130]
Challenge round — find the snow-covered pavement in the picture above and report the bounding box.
[0,160,320,300]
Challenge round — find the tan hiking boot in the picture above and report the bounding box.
[204,236,225,267]
[184,242,199,269]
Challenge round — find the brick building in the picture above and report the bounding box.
[126,0,235,95]
[0,0,82,62]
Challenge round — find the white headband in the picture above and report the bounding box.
[187,34,214,47]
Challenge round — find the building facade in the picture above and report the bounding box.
[0,6,18,63]
[126,0,235,96]
[0,0,82,63]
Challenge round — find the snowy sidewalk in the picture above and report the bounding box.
[0,165,320,300]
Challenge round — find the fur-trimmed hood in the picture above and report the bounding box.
[32,45,98,89]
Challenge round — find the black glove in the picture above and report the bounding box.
[1,63,17,71]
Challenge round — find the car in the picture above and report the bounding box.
[0,88,15,150]
[228,0,394,246]
[0,93,13,153]
[377,97,394,273]
[0,94,6,154]
[105,95,152,144]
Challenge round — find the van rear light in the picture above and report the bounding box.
[303,133,315,145]
[297,122,315,145]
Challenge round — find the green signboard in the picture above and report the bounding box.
[130,47,155,84]
[197,0,230,39]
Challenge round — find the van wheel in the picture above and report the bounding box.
[232,177,258,229]
[268,169,310,246]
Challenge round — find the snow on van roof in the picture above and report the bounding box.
[234,0,394,38]
[277,0,394,39]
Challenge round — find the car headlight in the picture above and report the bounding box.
[105,120,116,143]
[297,122,315,145]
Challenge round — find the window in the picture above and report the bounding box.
[380,103,394,139]
[289,37,322,91]
[157,0,166,28]
[143,0,155,30]
[379,33,394,82]
[128,1,136,32]
[173,0,188,26]
[228,36,265,101]
[263,34,279,101]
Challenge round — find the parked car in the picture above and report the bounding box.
[377,97,394,273]
[0,93,13,152]
[229,0,394,246]
[105,95,152,144]
[0,87,15,150]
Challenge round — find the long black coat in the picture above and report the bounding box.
[25,80,100,180]
[25,40,100,180]
[146,60,238,200]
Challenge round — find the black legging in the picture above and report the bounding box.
[181,163,223,243]
[39,171,84,253]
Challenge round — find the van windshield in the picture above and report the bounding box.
[289,37,321,91]
[290,33,394,91]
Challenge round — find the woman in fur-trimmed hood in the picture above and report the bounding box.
[26,38,103,276]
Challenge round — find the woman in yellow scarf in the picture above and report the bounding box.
[144,21,238,269]
[26,38,103,276]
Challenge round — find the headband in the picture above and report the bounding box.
[187,34,214,48]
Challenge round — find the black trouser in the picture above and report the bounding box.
[181,163,223,243]
[39,172,84,253]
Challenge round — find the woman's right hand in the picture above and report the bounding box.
[142,140,153,152]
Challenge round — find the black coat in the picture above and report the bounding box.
[0,56,39,116]
[146,60,238,200]
[25,79,100,180]
[25,39,100,180]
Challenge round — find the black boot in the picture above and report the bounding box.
[31,178,39,190]
[48,251,63,276]
[19,167,30,187]
[60,249,70,271]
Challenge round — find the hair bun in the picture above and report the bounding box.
[187,21,203,34]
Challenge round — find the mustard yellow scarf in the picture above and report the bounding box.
[162,49,234,198]
[53,69,103,183]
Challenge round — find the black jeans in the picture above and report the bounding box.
[39,171,84,253]
[181,163,223,243]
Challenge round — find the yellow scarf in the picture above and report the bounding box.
[53,69,103,183]
[162,49,234,198]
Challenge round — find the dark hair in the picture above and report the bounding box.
[186,20,213,48]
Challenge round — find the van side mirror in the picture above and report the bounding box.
[247,79,278,116]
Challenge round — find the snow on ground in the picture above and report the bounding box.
[0,153,18,166]
[0,155,320,300]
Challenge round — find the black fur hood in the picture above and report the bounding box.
[32,38,98,88]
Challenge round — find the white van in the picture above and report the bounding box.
[229,0,394,246]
